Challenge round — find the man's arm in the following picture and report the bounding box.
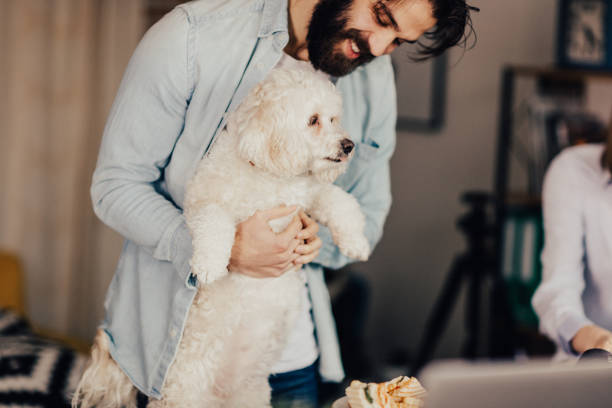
[313,58,396,269]
[92,8,307,284]
[91,8,195,283]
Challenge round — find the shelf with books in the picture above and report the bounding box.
[497,66,609,203]
[509,65,612,82]
[495,63,611,255]
[504,192,541,209]
[489,65,611,357]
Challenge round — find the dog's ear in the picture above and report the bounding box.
[231,77,310,176]
[232,96,292,174]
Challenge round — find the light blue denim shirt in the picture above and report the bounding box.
[92,0,396,399]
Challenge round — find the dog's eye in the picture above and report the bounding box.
[331,117,337,124]
[308,114,319,127]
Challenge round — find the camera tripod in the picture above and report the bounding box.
[410,192,515,375]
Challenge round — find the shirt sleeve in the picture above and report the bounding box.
[531,151,593,354]
[313,59,396,269]
[90,7,195,284]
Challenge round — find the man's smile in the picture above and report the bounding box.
[346,39,361,59]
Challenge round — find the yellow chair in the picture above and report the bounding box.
[0,250,25,316]
[0,250,91,353]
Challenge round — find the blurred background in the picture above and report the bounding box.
[1,0,612,402]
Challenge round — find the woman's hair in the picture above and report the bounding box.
[410,0,479,60]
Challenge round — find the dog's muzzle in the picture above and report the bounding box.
[326,138,355,163]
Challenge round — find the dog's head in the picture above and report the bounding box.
[229,67,354,183]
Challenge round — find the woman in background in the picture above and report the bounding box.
[532,119,612,359]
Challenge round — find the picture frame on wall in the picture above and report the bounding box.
[557,0,612,70]
[392,53,448,133]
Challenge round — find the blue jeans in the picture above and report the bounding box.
[269,362,319,408]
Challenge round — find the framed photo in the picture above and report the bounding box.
[557,0,612,69]
[392,53,448,133]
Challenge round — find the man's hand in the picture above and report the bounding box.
[228,206,302,278]
[294,211,322,266]
[571,325,612,354]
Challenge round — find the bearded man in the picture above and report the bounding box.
[89,0,477,406]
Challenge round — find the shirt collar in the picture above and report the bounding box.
[258,0,289,38]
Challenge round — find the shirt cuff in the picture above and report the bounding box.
[313,225,348,269]
[168,219,194,288]
[558,313,594,355]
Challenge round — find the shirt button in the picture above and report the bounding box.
[169,328,177,338]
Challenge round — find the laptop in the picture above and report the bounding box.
[420,359,612,408]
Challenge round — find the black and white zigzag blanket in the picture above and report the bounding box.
[0,309,87,408]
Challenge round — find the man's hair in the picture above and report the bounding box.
[410,0,479,60]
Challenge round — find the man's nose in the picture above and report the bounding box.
[368,30,397,56]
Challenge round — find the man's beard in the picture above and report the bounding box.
[307,0,375,77]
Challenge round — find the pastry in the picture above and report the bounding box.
[345,376,426,408]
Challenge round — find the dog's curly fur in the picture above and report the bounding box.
[73,67,370,408]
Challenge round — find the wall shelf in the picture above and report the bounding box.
[489,64,612,357]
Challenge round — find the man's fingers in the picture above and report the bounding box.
[281,258,298,272]
[294,250,319,266]
[270,240,300,262]
[269,254,299,276]
[274,238,300,257]
[239,256,297,278]
[288,238,301,253]
[295,236,322,255]
[297,212,319,240]
[237,267,269,278]
[278,215,303,243]
[258,205,298,221]
[298,211,311,225]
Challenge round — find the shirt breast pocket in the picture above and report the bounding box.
[335,139,380,191]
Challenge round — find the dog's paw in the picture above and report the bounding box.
[190,253,228,284]
[337,234,370,261]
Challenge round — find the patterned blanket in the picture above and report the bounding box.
[0,309,87,407]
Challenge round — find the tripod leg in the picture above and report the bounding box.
[462,258,481,359]
[410,255,469,375]
[489,275,516,358]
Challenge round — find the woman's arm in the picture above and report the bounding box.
[531,151,593,355]
[571,325,612,354]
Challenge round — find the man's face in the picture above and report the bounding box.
[307,0,437,76]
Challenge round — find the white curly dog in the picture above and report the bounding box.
[74,67,370,408]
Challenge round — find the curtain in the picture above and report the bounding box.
[0,0,145,341]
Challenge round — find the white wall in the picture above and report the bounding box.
[354,0,559,364]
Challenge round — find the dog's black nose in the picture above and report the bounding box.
[341,138,354,155]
